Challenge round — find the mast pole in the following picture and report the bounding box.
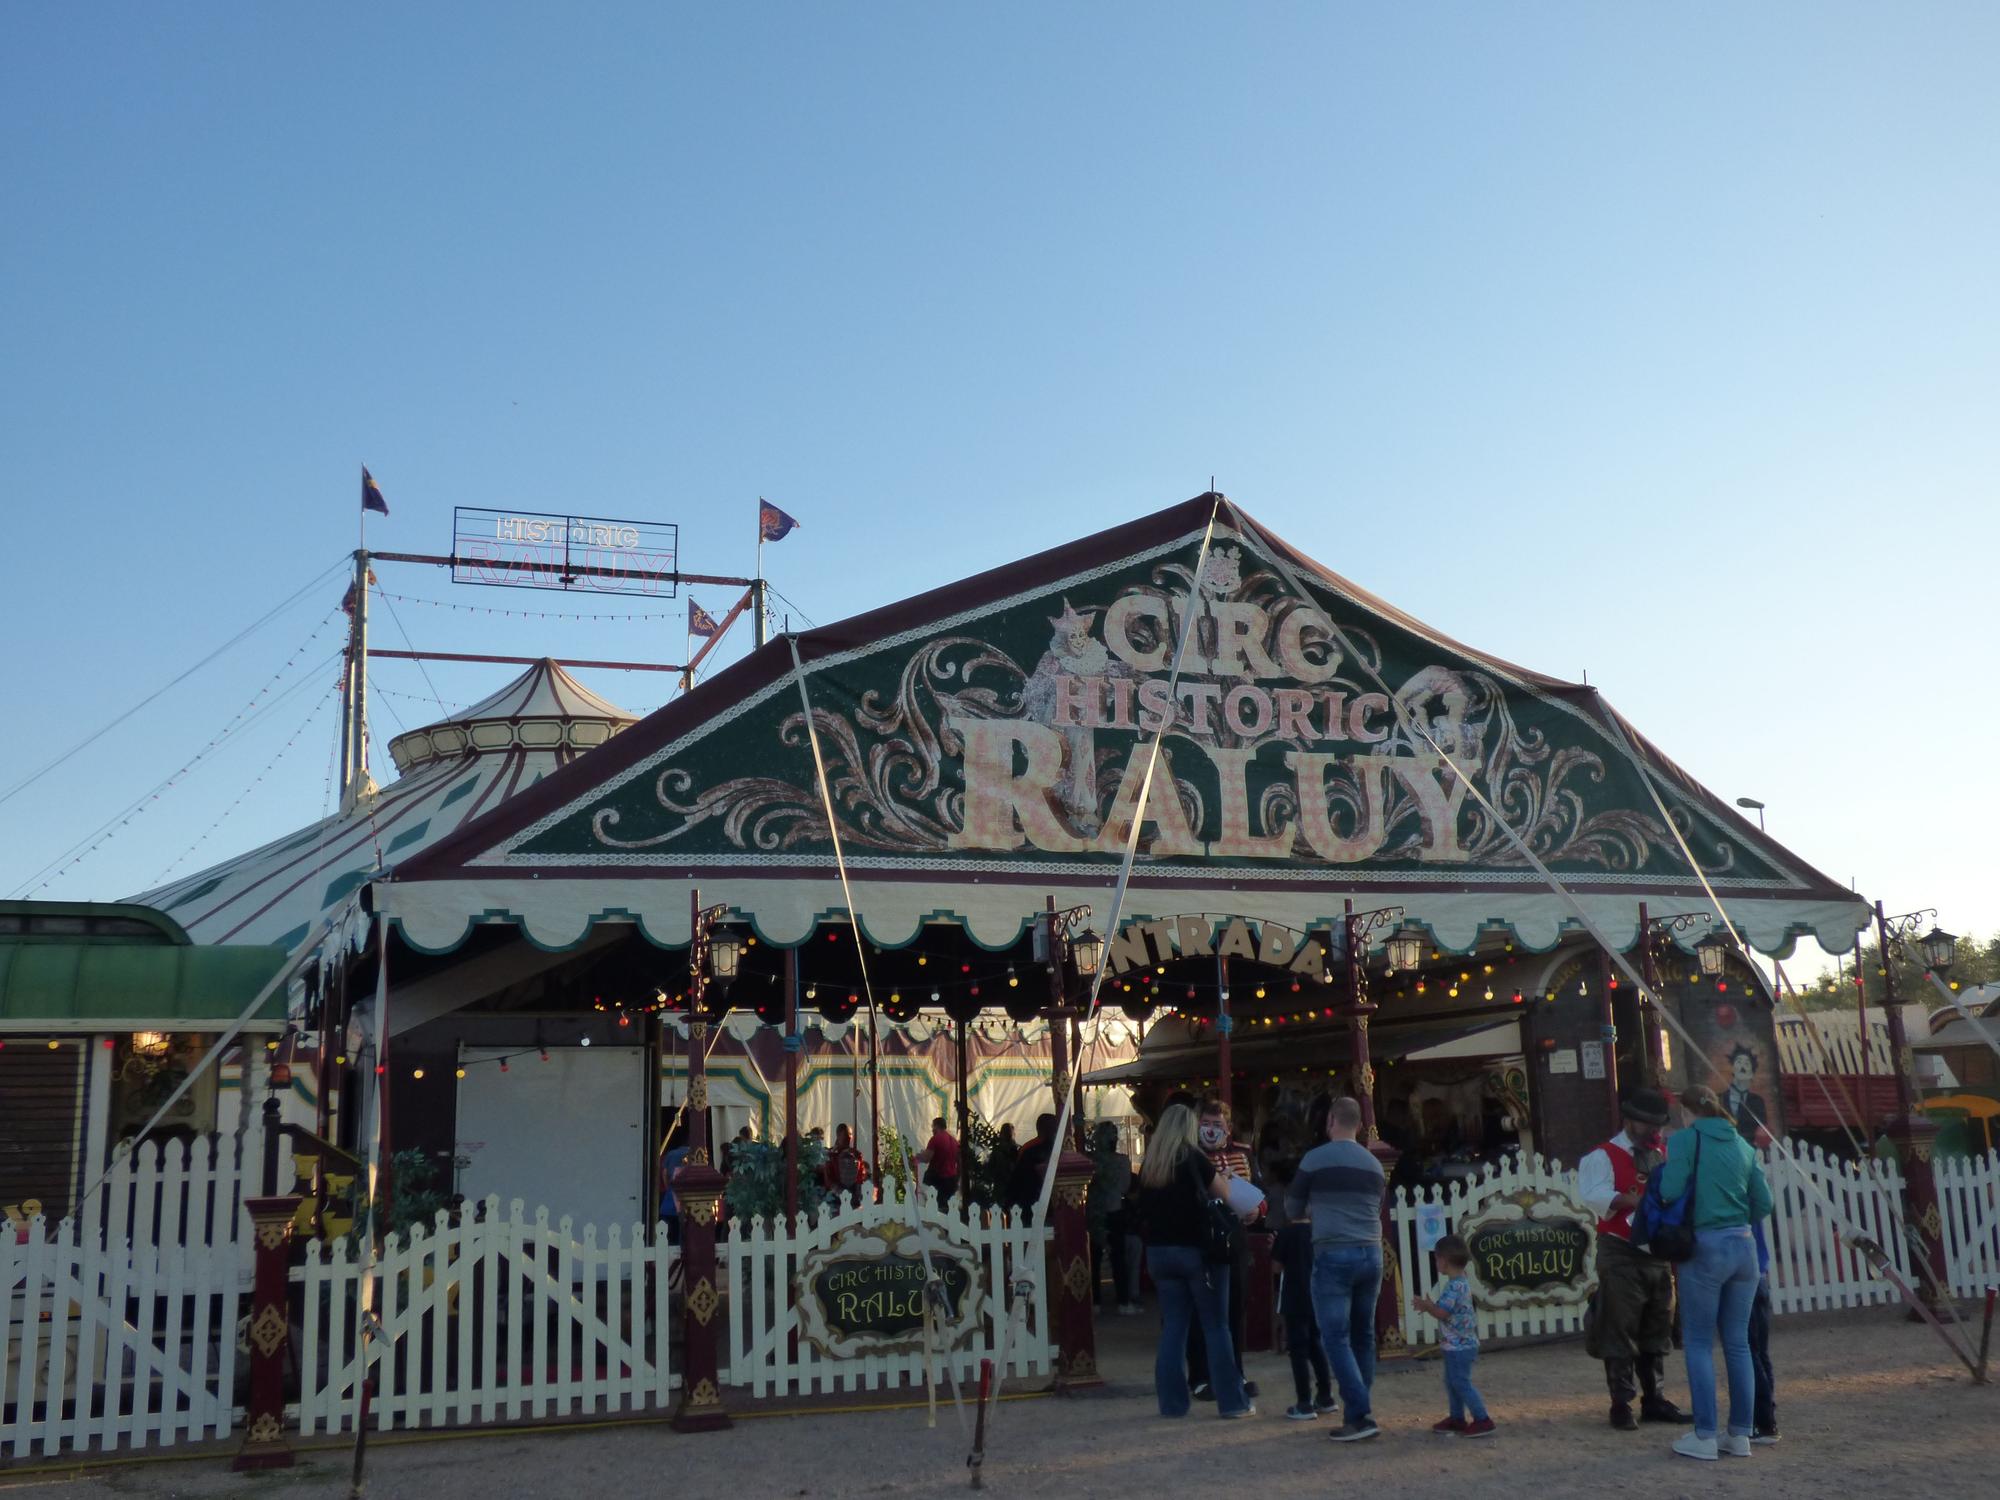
[346,548,371,797]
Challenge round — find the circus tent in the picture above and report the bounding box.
[128,658,639,950]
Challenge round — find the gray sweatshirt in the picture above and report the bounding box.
[1284,1138,1386,1248]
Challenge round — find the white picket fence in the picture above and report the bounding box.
[1386,1145,2000,1347]
[1,1126,263,1460]
[722,1191,1054,1397]
[1936,1151,2000,1297]
[293,1198,677,1434]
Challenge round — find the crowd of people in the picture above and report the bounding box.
[1121,1082,1778,1461]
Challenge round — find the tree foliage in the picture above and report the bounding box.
[1783,931,1999,1012]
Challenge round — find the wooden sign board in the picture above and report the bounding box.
[1458,1187,1596,1311]
[794,1219,985,1359]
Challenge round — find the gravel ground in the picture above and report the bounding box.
[3,1304,1993,1499]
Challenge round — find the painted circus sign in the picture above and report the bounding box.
[1458,1188,1597,1310]
[486,517,1782,886]
[794,1221,983,1359]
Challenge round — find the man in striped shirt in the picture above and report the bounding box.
[1285,1096,1386,1442]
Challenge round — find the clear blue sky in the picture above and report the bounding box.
[4,4,1994,969]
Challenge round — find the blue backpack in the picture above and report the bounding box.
[1631,1133,1700,1262]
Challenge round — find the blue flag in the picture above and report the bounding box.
[688,598,722,639]
[758,498,799,542]
[362,466,389,516]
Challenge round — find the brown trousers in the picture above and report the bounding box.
[1594,1234,1675,1405]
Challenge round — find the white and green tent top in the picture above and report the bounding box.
[381,495,1869,962]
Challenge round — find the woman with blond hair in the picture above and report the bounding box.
[1136,1103,1252,1418]
[1657,1085,1773,1462]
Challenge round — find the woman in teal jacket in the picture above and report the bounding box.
[1656,1085,1775,1461]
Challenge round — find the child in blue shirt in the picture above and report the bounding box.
[1414,1234,1494,1436]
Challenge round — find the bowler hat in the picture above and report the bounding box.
[1620,1087,1670,1126]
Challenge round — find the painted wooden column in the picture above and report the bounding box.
[1048,1150,1101,1390]
[233,1194,303,1470]
[671,1034,733,1432]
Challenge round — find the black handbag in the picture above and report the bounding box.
[1201,1195,1240,1266]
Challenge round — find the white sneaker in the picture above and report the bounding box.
[1672,1432,1719,1461]
[1720,1434,1752,1458]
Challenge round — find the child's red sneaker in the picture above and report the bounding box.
[1431,1417,1466,1434]
[1461,1418,1497,1438]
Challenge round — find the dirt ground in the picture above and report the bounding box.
[3,1305,1994,1500]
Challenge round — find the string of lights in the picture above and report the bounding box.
[148,679,341,883]
[370,589,683,624]
[12,634,347,897]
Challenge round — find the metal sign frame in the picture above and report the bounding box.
[450,506,681,598]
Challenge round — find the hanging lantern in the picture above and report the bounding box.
[1695,932,1729,977]
[1385,927,1425,972]
[708,928,744,980]
[131,1030,171,1058]
[1919,926,1957,972]
[1071,929,1104,976]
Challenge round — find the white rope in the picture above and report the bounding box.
[1225,502,1977,1360]
[787,636,976,1443]
[1026,498,1222,1230]
[80,903,348,1206]
[346,912,394,1496]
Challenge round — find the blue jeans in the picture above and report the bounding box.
[1310,1243,1382,1420]
[1443,1347,1488,1423]
[1679,1226,1759,1439]
[1147,1244,1249,1417]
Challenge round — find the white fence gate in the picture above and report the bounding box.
[722,1193,1053,1397]
[1,1126,261,1459]
[294,1197,676,1434]
[1936,1150,2000,1297]
[1386,1145,2000,1346]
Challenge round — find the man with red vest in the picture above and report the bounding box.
[1577,1087,1691,1431]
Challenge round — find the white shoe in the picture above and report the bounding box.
[1672,1433,1719,1461]
[1720,1434,1752,1458]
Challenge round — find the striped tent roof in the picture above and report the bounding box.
[129,659,637,948]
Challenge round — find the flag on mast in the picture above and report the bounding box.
[758,498,800,542]
[688,598,722,639]
[361,466,390,516]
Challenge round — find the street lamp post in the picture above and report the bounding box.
[1037,898,1098,1138]
[1634,906,1714,1086]
[1341,901,1405,1143]
[1874,903,1956,1316]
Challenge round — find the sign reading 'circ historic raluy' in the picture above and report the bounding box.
[1457,1187,1597,1310]
[794,1220,984,1359]
[491,518,1781,889]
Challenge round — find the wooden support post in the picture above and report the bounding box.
[1048,1150,1101,1390]
[233,1194,303,1470]
[1875,901,1954,1317]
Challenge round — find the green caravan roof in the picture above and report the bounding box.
[0,942,290,1033]
[0,900,193,945]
